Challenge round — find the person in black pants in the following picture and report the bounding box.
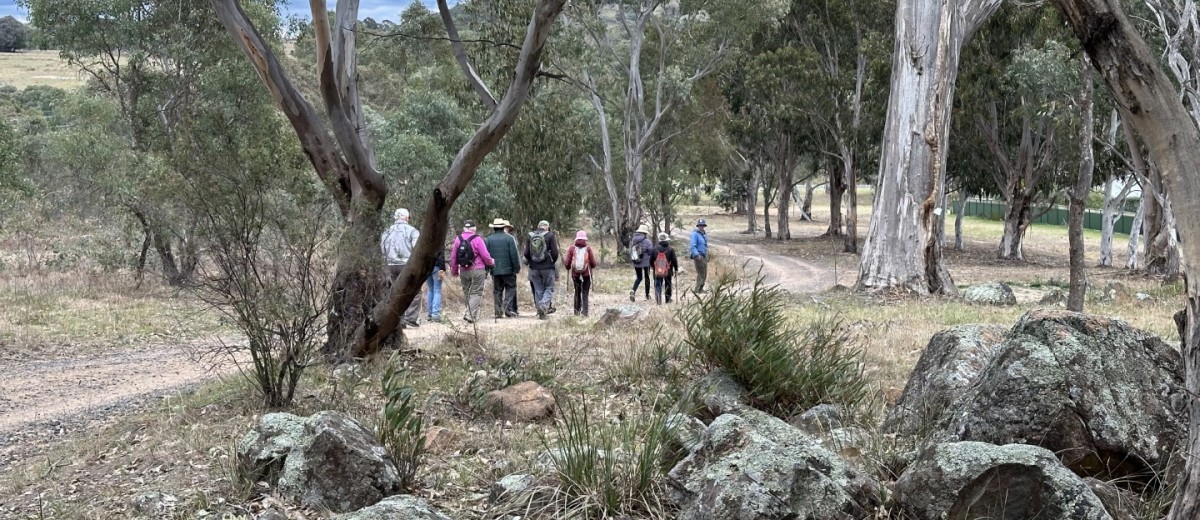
[565,230,598,317]
[651,232,679,304]
[628,224,654,302]
[485,218,521,318]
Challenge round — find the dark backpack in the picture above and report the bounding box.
[529,231,549,262]
[653,250,671,277]
[456,234,480,268]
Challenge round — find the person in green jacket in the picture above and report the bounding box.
[485,218,522,318]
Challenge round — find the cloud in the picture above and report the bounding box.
[0,1,29,23]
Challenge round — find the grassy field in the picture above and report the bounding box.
[0,50,85,90]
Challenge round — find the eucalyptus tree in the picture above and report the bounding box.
[857,0,1004,294]
[567,0,781,248]
[211,0,568,357]
[21,0,275,285]
[1051,0,1200,515]
[775,0,892,251]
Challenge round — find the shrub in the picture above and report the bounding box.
[678,273,869,417]
[378,358,425,492]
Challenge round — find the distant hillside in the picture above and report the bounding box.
[0,50,83,90]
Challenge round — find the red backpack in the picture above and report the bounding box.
[653,250,671,277]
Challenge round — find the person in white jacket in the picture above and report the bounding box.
[381,208,423,328]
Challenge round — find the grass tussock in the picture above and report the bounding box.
[680,273,870,417]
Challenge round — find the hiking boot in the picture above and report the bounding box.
[405,320,420,328]
[629,290,636,302]
[464,315,475,324]
[644,294,650,301]
[547,305,556,314]
[506,311,520,318]
[537,310,548,320]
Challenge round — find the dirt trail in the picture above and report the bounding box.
[712,240,837,294]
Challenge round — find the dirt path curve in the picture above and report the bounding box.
[711,239,837,294]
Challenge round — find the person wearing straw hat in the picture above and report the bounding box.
[628,224,654,302]
[563,230,598,317]
[450,219,494,323]
[485,218,522,318]
[380,208,423,328]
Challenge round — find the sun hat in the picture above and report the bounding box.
[696,219,707,227]
[575,230,588,241]
[491,218,507,228]
[636,224,651,234]
[658,232,670,242]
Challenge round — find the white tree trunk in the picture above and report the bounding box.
[857,0,1002,294]
[1126,195,1145,269]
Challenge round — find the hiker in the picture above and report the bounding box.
[450,219,494,323]
[524,220,560,320]
[690,219,709,293]
[564,230,598,317]
[426,247,445,322]
[628,224,654,302]
[503,221,521,316]
[652,232,679,305]
[381,208,422,328]
[486,218,521,318]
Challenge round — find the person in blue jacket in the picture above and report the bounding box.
[689,219,709,293]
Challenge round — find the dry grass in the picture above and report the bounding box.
[0,50,85,90]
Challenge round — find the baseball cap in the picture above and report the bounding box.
[463,219,477,229]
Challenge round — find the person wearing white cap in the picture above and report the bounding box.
[524,220,560,320]
[563,230,598,317]
[380,208,423,328]
[628,224,654,302]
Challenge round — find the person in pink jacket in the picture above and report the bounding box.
[450,219,495,323]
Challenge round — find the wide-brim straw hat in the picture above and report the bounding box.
[491,218,507,228]
[636,224,651,234]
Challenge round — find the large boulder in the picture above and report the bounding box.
[895,442,1112,520]
[331,495,452,520]
[239,411,401,513]
[667,406,878,520]
[882,325,1008,435]
[962,282,1018,306]
[902,310,1186,484]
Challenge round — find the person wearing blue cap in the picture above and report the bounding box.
[689,219,708,293]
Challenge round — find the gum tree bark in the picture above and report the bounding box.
[1067,57,1094,312]
[1051,0,1200,516]
[857,0,1003,294]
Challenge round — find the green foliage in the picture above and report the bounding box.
[679,274,869,416]
[541,398,676,518]
[379,358,426,493]
[0,16,27,52]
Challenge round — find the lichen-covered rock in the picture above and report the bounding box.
[238,411,401,513]
[882,325,1008,435]
[331,495,452,520]
[483,381,556,421]
[962,282,1018,306]
[895,442,1112,520]
[667,407,878,520]
[792,403,846,434]
[692,370,751,415]
[489,474,535,503]
[940,311,1185,482]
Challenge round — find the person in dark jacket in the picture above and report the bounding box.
[651,232,679,304]
[486,218,522,318]
[524,220,560,320]
[426,247,446,322]
[564,230,598,317]
[629,224,654,302]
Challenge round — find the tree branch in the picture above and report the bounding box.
[437,0,498,111]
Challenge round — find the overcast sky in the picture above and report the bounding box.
[0,1,440,24]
